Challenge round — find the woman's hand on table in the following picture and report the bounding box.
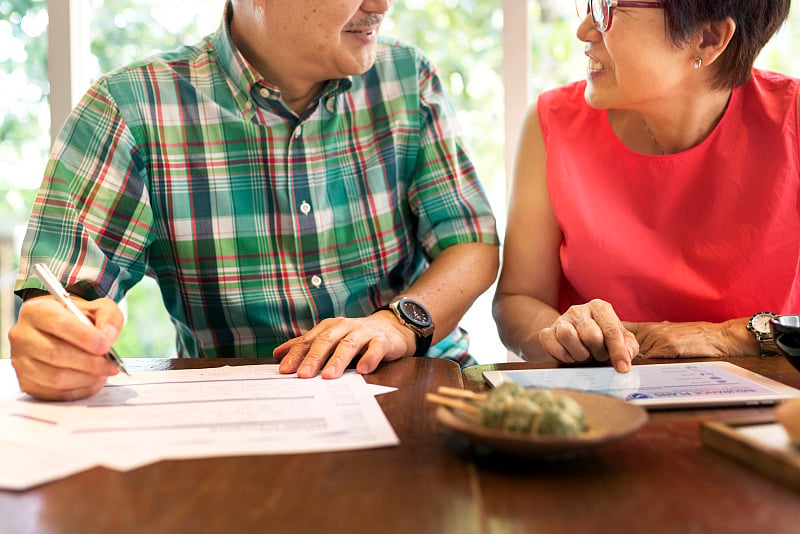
[538,299,639,373]
[624,318,755,359]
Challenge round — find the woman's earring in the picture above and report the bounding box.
[692,57,702,70]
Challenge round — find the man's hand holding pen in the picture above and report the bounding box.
[9,278,125,401]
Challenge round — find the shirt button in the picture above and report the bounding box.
[310,275,322,288]
[244,101,252,110]
[300,200,311,215]
[259,87,270,98]
[294,125,302,137]
[325,98,335,113]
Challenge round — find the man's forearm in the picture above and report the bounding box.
[399,242,499,345]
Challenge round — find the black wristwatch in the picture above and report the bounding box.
[375,297,434,357]
[747,312,780,357]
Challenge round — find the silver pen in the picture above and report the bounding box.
[33,263,130,375]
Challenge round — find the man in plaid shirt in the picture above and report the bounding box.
[10,0,499,400]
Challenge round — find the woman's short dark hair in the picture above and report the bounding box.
[661,0,792,88]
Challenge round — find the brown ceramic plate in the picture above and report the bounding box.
[435,388,648,457]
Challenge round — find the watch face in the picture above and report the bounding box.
[400,300,431,327]
[751,313,777,335]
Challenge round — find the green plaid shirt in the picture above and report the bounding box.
[15,11,498,364]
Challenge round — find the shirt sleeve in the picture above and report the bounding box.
[410,52,499,259]
[14,77,154,301]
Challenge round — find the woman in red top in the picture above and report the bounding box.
[494,0,799,372]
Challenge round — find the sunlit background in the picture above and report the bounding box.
[2,0,799,361]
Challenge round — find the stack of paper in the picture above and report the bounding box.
[0,365,398,490]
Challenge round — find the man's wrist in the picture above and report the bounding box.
[373,298,435,357]
[372,309,417,357]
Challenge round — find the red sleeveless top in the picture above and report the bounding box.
[538,70,800,321]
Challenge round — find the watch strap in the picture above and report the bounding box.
[758,339,781,357]
[412,330,433,358]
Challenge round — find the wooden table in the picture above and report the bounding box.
[463,356,800,534]
[1,356,799,533]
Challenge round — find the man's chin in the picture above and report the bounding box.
[336,60,377,78]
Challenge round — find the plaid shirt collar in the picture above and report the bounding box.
[211,1,353,119]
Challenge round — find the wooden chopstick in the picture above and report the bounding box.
[425,392,481,415]
[434,386,487,402]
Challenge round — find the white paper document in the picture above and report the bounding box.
[0,365,398,490]
[0,359,20,400]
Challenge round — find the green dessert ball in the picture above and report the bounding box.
[480,384,586,437]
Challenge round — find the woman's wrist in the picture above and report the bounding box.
[721,317,760,357]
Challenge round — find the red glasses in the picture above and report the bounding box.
[576,0,664,33]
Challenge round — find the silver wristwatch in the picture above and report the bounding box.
[747,312,780,357]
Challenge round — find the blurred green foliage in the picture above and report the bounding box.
[385,1,506,190]
[88,0,220,72]
[0,0,48,222]
[0,0,48,145]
